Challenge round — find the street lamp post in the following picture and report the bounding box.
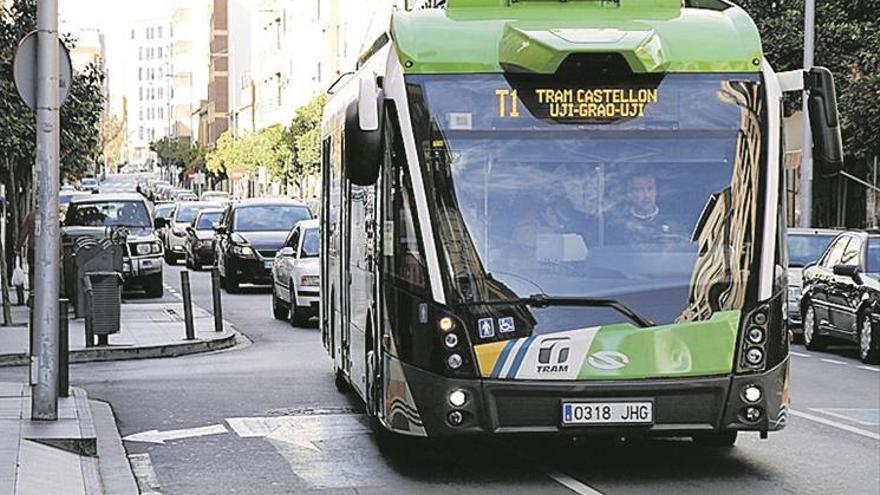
[799,0,815,227]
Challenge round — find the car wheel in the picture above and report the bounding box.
[272,290,289,320]
[858,312,879,364]
[225,273,240,293]
[334,369,350,393]
[144,273,163,298]
[803,304,827,351]
[288,281,310,327]
[692,431,738,448]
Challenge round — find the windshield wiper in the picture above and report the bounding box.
[466,294,655,329]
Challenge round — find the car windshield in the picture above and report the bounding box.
[65,200,151,228]
[300,228,320,258]
[233,205,311,232]
[868,238,880,273]
[408,72,765,329]
[81,178,97,186]
[202,192,229,200]
[153,204,176,220]
[788,233,838,267]
[196,212,223,230]
[175,203,219,223]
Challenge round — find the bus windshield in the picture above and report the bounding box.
[407,72,765,329]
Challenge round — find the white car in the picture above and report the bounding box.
[271,219,320,326]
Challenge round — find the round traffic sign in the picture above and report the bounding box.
[12,30,73,111]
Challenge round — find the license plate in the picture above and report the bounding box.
[561,401,653,426]
[264,261,273,269]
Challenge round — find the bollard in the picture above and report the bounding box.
[211,267,223,333]
[181,271,195,340]
[58,299,69,398]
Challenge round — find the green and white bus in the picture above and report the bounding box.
[321,0,843,446]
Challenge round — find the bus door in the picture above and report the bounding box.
[346,184,377,399]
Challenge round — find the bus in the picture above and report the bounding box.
[320,0,843,447]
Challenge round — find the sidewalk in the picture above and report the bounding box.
[0,301,238,367]
[0,383,138,494]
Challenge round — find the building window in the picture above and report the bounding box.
[131,29,135,40]
[157,26,163,38]
[158,67,163,79]
[138,109,143,120]
[139,127,144,140]
[138,47,143,60]
[138,68,143,81]
[158,107,164,119]
[157,47,163,59]
[138,87,143,100]
[158,87,164,100]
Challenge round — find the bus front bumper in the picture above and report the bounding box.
[397,358,789,438]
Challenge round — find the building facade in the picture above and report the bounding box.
[206,0,229,145]
[127,18,174,165]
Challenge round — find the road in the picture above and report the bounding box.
[1,174,877,494]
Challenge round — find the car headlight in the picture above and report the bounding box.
[787,286,801,302]
[136,243,152,255]
[300,275,320,287]
[232,246,255,257]
[151,242,162,254]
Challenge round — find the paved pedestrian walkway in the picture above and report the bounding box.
[0,301,238,366]
[0,383,138,494]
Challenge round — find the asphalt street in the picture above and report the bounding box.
[0,174,877,494]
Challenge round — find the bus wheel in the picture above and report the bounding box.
[692,431,738,447]
[334,369,350,393]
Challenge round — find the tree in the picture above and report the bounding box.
[286,93,326,178]
[98,112,126,173]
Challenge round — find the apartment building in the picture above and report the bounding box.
[126,17,174,164]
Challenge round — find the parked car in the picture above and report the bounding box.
[63,193,164,297]
[171,189,198,202]
[152,182,173,202]
[184,208,225,270]
[201,191,231,202]
[152,202,176,248]
[214,198,312,292]
[164,201,221,263]
[80,176,99,193]
[271,219,320,326]
[801,230,880,364]
[787,228,841,331]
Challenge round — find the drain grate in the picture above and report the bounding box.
[265,406,362,416]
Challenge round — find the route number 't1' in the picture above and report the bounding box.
[496,89,520,118]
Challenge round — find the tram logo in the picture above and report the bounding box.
[587,351,630,370]
[536,337,570,373]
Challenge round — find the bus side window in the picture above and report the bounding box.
[384,105,428,291]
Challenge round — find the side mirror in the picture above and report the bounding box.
[279,247,296,258]
[833,264,863,285]
[806,67,844,169]
[344,77,384,186]
[214,225,227,235]
[154,218,167,229]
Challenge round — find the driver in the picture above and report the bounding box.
[608,173,681,245]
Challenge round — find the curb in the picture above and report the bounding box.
[0,330,238,367]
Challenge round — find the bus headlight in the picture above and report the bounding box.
[448,390,467,407]
[444,333,458,349]
[447,354,463,370]
[742,385,762,403]
[745,347,764,366]
[743,406,763,422]
[747,327,765,344]
[447,411,464,426]
[438,316,456,332]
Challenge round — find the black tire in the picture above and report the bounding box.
[692,431,738,447]
[184,253,192,269]
[803,304,827,351]
[144,273,163,298]
[334,369,350,393]
[858,311,879,365]
[164,249,175,264]
[288,281,311,327]
[272,291,289,320]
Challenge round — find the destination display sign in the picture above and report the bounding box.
[495,83,661,122]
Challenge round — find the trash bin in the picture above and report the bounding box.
[83,272,123,341]
[70,231,125,319]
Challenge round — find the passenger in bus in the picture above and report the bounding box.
[607,173,684,245]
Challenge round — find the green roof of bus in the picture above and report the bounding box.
[390,0,763,74]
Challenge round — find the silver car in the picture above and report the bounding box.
[271,219,320,326]
[787,227,841,331]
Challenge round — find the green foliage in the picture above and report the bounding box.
[0,0,106,183]
[287,93,326,177]
[735,0,880,161]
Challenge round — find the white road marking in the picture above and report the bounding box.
[810,408,880,426]
[858,365,880,372]
[790,351,812,358]
[819,358,848,365]
[546,471,605,495]
[123,424,228,444]
[790,409,880,440]
[129,453,163,494]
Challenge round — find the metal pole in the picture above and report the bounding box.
[58,299,68,398]
[31,0,61,420]
[211,267,223,332]
[181,271,195,340]
[799,0,815,228]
